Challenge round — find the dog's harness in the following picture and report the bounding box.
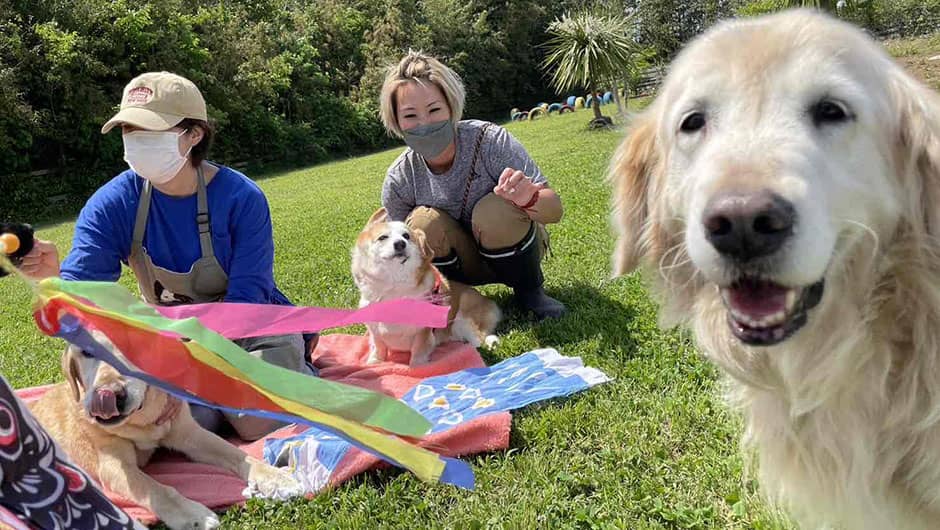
[427,267,448,306]
[427,266,463,326]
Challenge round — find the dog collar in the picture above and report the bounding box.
[427,268,449,306]
[155,395,183,426]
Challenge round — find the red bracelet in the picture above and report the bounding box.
[515,190,539,209]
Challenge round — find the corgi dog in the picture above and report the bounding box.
[351,209,500,366]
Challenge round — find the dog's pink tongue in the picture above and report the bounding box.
[728,279,790,319]
[91,389,118,419]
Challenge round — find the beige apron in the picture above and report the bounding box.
[127,167,308,441]
[129,167,228,305]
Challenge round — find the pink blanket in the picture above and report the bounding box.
[16,334,510,525]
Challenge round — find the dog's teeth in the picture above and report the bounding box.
[731,310,762,328]
[785,289,798,312]
[758,309,788,327]
[720,288,732,306]
[730,308,788,329]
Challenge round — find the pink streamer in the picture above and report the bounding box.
[153,298,450,339]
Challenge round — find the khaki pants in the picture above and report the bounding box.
[404,193,548,285]
[190,333,312,441]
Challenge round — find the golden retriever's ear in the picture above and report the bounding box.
[412,228,434,260]
[894,73,940,238]
[365,207,389,228]
[61,346,82,402]
[608,111,663,277]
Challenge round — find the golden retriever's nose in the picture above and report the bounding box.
[703,191,794,261]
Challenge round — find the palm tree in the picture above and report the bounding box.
[542,11,636,127]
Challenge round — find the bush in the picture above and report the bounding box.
[0,0,575,221]
[735,0,940,37]
[850,0,940,38]
[735,0,788,17]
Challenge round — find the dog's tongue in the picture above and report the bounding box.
[91,389,118,419]
[726,279,791,319]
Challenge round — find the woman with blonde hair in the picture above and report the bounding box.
[377,51,566,320]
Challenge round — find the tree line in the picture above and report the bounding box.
[1,0,936,220]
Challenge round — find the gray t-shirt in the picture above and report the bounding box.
[382,119,549,226]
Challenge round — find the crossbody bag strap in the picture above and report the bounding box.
[457,123,493,222]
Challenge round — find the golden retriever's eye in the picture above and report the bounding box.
[680,112,706,133]
[812,99,850,127]
[377,235,388,242]
[402,232,411,240]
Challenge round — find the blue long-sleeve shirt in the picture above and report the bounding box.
[60,164,293,306]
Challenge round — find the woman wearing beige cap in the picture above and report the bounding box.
[21,71,316,441]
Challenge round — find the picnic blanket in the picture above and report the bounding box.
[16,334,610,525]
[265,335,611,493]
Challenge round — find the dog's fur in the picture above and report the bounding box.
[608,9,940,529]
[28,337,300,530]
[352,209,500,365]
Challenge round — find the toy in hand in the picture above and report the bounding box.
[0,222,35,277]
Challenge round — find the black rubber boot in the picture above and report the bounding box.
[432,249,472,284]
[481,223,566,320]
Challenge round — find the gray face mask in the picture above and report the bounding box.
[402,120,455,160]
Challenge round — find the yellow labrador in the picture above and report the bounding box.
[609,9,940,530]
[28,336,301,530]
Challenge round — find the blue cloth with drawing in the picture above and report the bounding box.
[264,348,610,493]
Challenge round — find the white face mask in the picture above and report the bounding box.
[123,130,192,184]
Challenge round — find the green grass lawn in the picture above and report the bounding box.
[0,108,793,529]
[886,32,940,90]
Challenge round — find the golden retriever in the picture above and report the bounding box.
[28,338,302,530]
[352,209,500,366]
[608,9,940,530]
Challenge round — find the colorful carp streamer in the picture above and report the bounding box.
[29,277,474,490]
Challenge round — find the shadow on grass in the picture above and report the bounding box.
[488,281,640,359]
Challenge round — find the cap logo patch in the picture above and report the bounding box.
[126,86,153,105]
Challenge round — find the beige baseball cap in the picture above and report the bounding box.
[101,72,207,134]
